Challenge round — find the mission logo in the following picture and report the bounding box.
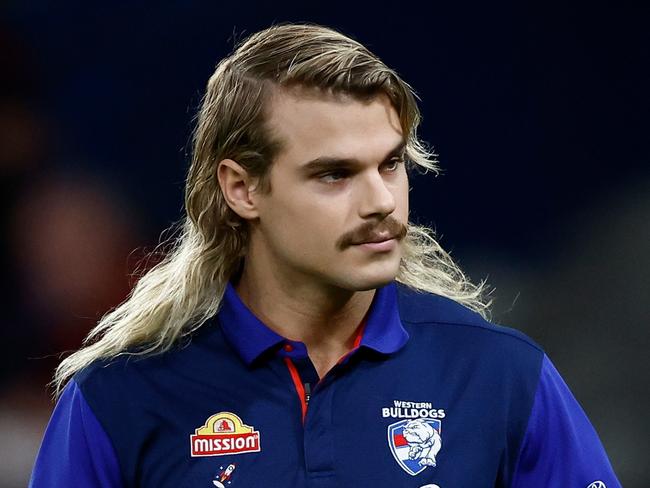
[190,412,261,457]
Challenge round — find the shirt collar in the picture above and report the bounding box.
[218,280,409,366]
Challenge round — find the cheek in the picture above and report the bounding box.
[262,192,343,251]
[389,174,410,219]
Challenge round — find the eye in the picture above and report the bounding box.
[319,170,350,183]
[382,158,405,172]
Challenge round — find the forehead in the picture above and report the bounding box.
[265,86,404,166]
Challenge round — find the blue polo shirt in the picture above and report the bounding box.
[30,281,621,487]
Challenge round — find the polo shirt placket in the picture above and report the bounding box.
[218,281,408,487]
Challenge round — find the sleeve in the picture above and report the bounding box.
[510,354,621,488]
[29,379,124,487]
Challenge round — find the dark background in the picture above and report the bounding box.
[1,2,647,486]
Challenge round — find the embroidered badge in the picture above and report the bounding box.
[212,463,237,487]
[190,412,261,457]
[388,418,442,476]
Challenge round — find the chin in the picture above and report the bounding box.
[338,265,400,291]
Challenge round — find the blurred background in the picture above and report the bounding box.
[1,2,647,486]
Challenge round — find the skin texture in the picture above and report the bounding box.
[217,87,409,378]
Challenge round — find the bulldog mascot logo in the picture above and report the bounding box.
[403,419,442,467]
[388,418,443,476]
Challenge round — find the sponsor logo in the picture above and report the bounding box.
[587,482,606,488]
[190,412,261,457]
[212,463,237,487]
[388,418,442,476]
[381,400,445,420]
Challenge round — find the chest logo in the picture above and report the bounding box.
[388,418,442,476]
[212,463,237,487]
[190,412,261,457]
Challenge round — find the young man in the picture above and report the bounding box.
[30,23,620,487]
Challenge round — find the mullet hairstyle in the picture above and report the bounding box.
[53,23,491,396]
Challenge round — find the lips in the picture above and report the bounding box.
[354,233,397,245]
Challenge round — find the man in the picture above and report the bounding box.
[30,23,620,487]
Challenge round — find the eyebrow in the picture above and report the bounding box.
[299,139,407,173]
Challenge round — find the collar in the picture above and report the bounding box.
[218,280,409,366]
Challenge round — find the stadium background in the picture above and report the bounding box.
[1,2,647,486]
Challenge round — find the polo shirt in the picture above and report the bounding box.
[30,280,621,487]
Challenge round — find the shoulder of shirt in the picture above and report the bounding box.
[71,319,232,391]
[72,334,197,390]
[395,282,544,355]
[72,352,145,389]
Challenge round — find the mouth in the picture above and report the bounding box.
[352,235,398,252]
[355,232,398,244]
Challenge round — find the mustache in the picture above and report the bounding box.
[337,216,408,250]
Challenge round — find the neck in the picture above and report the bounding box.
[233,257,376,375]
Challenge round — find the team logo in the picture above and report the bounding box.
[388,418,442,476]
[382,400,445,420]
[587,482,606,488]
[190,412,261,457]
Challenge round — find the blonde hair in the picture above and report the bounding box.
[53,23,490,396]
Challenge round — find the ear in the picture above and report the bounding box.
[217,159,261,220]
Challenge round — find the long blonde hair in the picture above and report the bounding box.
[53,23,490,396]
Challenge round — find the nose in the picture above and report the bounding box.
[358,171,396,218]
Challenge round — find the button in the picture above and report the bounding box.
[283,343,294,352]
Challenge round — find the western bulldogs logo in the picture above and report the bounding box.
[388,418,442,476]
